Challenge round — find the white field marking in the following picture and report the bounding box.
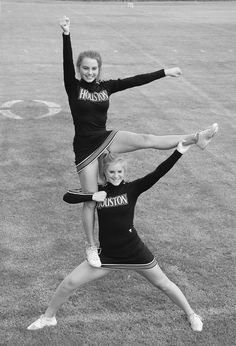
[0,100,23,119]
[0,100,61,120]
[76,10,234,124]
[33,100,61,118]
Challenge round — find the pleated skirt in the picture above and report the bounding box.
[99,240,157,270]
[75,130,118,173]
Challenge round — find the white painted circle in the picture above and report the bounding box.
[0,100,61,119]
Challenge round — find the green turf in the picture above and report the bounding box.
[1,1,236,345]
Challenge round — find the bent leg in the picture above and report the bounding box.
[137,264,194,316]
[108,131,196,153]
[45,261,111,317]
[78,160,99,246]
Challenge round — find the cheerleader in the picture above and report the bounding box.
[60,16,218,267]
[27,137,219,332]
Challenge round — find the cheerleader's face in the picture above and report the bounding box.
[105,162,125,186]
[79,57,99,83]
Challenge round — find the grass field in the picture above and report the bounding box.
[1,1,236,345]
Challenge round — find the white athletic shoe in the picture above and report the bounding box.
[27,315,57,330]
[188,313,203,332]
[196,123,219,150]
[86,246,102,268]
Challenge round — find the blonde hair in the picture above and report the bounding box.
[76,50,102,80]
[98,152,127,184]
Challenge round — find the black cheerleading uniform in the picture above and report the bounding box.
[64,149,182,270]
[63,33,166,172]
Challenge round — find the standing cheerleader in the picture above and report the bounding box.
[27,137,221,332]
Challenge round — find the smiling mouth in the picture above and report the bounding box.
[84,77,95,82]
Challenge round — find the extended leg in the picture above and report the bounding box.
[45,261,110,317]
[109,131,197,153]
[137,264,194,315]
[108,123,218,154]
[137,264,203,331]
[27,261,110,330]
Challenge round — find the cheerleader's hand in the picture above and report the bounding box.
[177,140,192,154]
[164,67,182,77]
[92,191,107,202]
[60,16,70,34]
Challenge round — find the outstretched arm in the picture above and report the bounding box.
[60,15,70,35]
[60,16,77,95]
[63,189,107,204]
[133,141,191,195]
[106,67,182,95]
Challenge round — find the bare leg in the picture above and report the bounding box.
[109,131,197,153]
[45,261,110,318]
[78,160,99,246]
[137,264,194,316]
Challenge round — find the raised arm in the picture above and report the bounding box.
[106,67,182,95]
[63,189,107,204]
[132,141,190,196]
[60,16,77,95]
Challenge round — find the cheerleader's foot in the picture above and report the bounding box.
[188,312,203,332]
[27,315,57,330]
[196,123,219,150]
[86,245,102,268]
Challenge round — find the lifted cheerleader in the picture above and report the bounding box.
[60,15,218,267]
